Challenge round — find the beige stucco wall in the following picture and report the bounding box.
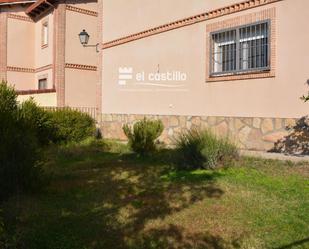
[102,0,309,119]
[34,12,54,68]
[17,92,57,106]
[69,1,98,12]
[6,9,35,90]
[103,0,238,42]
[6,6,54,91]
[7,71,34,90]
[64,3,98,107]
[7,12,34,69]
[34,12,54,89]
[4,1,98,107]
[65,9,97,65]
[65,69,97,107]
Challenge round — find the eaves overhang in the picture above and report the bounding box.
[25,0,57,18]
[0,0,35,6]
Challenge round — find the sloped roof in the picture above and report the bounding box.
[26,0,57,18]
[0,0,56,18]
[0,0,34,4]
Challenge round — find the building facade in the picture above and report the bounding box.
[100,0,309,151]
[0,0,100,108]
[1,0,309,151]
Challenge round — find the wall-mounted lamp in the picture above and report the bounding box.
[78,29,99,53]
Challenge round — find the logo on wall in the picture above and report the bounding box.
[118,66,188,91]
[118,67,133,86]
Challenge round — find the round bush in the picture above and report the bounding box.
[49,108,96,143]
[123,118,164,156]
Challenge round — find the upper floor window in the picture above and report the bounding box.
[42,20,48,48]
[210,21,270,76]
[38,78,47,90]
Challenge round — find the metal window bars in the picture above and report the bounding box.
[210,21,270,76]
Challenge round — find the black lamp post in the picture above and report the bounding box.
[78,29,99,52]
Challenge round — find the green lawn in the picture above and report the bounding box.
[1,140,309,249]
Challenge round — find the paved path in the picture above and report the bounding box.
[241,150,309,163]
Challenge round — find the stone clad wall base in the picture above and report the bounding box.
[100,114,298,151]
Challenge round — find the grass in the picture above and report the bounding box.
[1,139,308,249]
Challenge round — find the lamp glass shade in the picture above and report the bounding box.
[79,29,90,45]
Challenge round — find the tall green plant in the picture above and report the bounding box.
[0,82,41,201]
[175,129,238,170]
[0,210,10,249]
[20,99,57,146]
[123,118,164,156]
[0,211,6,249]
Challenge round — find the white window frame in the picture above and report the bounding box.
[42,20,49,48]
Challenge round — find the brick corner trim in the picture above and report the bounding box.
[7,66,35,73]
[65,63,97,71]
[7,64,53,73]
[8,13,34,23]
[102,0,283,50]
[66,5,98,17]
[17,88,56,95]
[36,64,53,73]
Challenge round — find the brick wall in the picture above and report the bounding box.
[53,3,66,107]
[0,12,7,81]
[96,0,103,115]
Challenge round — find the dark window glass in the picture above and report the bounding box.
[38,78,47,90]
[211,21,269,75]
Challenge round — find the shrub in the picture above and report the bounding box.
[0,212,7,249]
[0,210,14,249]
[51,137,109,162]
[175,129,238,170]
[0,211,5,244]
[0,82,41,201]
[123,118,164,156]
[20,99,57,146]
[49,108,96,143]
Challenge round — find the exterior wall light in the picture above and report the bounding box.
[78,29,99,53]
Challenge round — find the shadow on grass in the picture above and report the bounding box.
[131,224,241,249]
[1,143,238,249]
[274,237,309,249]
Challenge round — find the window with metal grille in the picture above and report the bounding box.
[210,21,270,76]
[38,78,47,90]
